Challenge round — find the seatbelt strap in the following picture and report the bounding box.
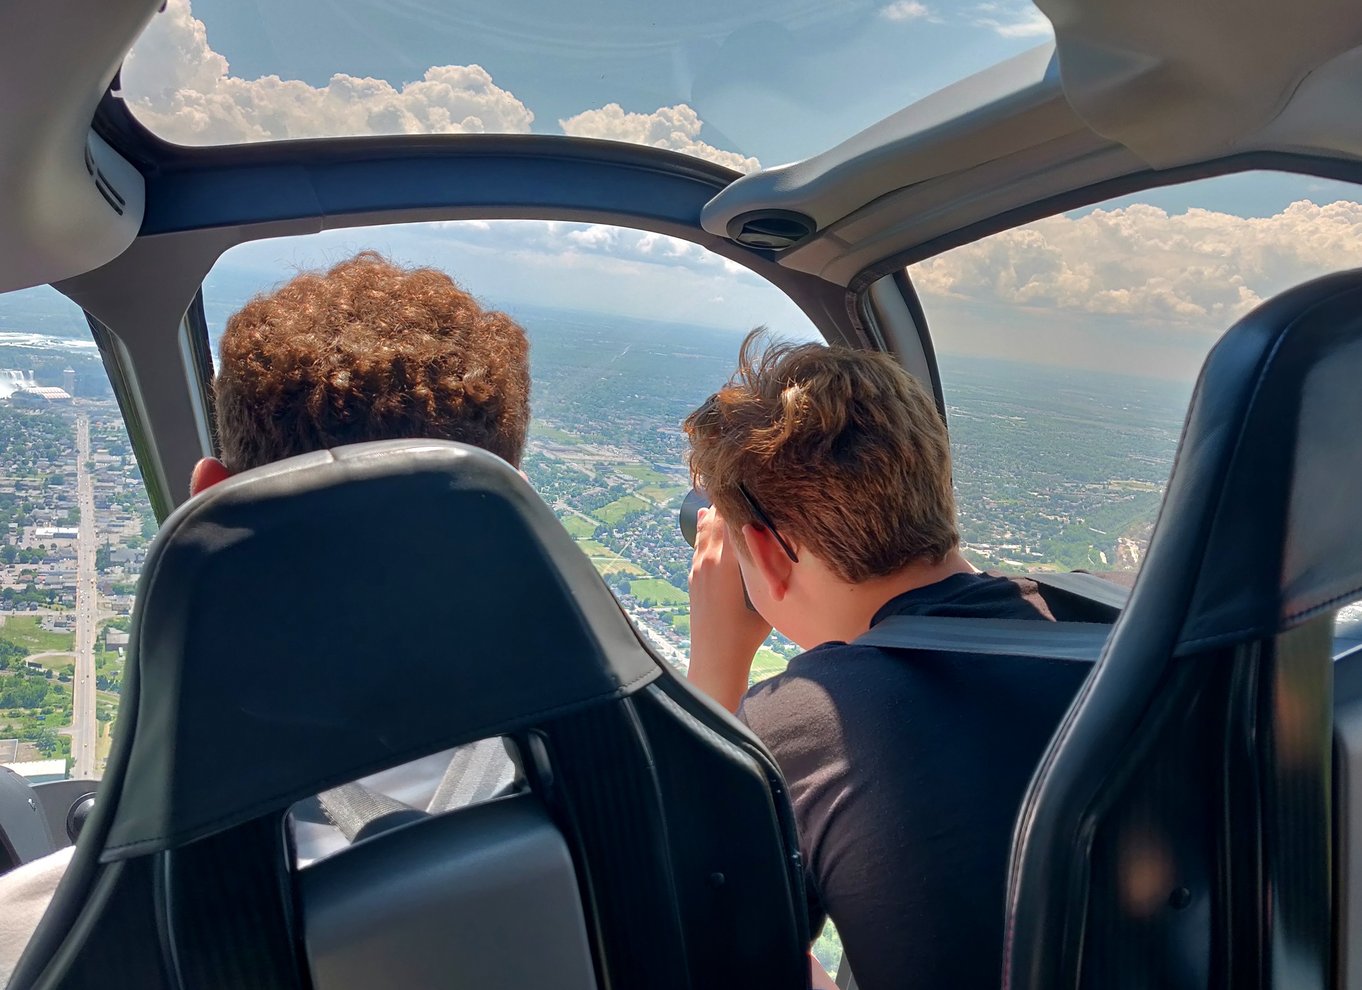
[427,736,518,813]
[317,782,428,842]
[855,614,1112,663]
[1026,571,1131,613]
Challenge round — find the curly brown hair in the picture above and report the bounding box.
[214,251,531,472]
[684,329,957,583]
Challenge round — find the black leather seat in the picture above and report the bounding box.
[1004,271,1362,990]
[9,440,810,990]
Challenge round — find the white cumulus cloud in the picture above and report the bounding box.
[122,0,759,175]
[559,104,761,173]
[122,0,533,144]
[912,200,1362,328]
[880,1,933,22]
[970,2,1054,38]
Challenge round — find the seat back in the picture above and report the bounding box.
[1004,271,1362,990]
[10,440,809,990]
[1333,642,1362,990]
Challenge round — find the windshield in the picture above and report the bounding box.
[121,0,1052,168]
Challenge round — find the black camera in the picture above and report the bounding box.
[678,487,756,612]
[678,487,710,549]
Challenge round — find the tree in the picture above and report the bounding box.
[0,676,49,709]
[33,727,58,756]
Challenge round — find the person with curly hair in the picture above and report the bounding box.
[191,249,531,493]
[682,331,1089,990]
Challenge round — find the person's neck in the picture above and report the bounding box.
[805,548,977,646]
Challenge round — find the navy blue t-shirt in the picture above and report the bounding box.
[738,573,1090,990]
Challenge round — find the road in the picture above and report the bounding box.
[70,413,98,779]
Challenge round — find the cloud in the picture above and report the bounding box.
[970,2,1054,38]
[559,104,761,173]
[209,218,816,337]
[122,0,535,144]
[880,1,933,22]
[441,220,754,279]
[123,2,759,174]
[911,199,1362,328]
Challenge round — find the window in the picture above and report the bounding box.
[206,220,817,681]
[123,0,1047,169]
[911,172,1362,578]
[209,219,843,966]
[0,286,150,782]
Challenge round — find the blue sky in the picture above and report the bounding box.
[163,0,1051,166]
[4,0,1362,386]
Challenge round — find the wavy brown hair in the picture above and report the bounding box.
[214,251,531,472]
[684,329,957,583]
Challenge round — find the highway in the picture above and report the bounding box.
[70,413,97,780]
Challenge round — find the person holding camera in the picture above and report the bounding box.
[680,330,1088,990]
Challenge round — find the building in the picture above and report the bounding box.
[11,385,73,407]
[32,526,79,541]
[62,367,76,395]
[3,759,68,783]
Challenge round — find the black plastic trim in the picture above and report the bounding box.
[181,291,217,458]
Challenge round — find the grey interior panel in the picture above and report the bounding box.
[1038,0,1362,167]
[864,275,935,393]
[28,782,99,850]
[302,796,597,990]
[1336,649,1362,990]
[0,769,57,866]
[0,3,151,293]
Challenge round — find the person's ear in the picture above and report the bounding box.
[740,522,796,602]
[189,457,232,497]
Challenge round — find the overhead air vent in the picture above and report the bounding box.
[726,210,816,250]
[84,140,126,217]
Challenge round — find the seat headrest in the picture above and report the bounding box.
[1135,270,1362,654]
[102,440,657,859]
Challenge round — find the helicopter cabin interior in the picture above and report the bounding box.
[2,0,1362,987]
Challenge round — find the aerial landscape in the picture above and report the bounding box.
[0,289,1200,974]
[0,297,1195,783]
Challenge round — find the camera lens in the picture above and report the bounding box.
[679,488,711,547]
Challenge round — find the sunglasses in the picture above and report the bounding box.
[736,482,799,563]
[693,392,799,564]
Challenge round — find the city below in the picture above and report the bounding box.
[0,305,1194,788]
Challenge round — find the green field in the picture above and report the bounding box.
[639,484,689,506]
[616,463,672,485]
[748,647,789,684]
[531,423,582,444]
[0,617,74,655]
[629,578,689,605]
[575,538,646,576]
[670,612,691,635]
[594,494,651,525]
[559,514,597,539]
[593,557,646,576]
